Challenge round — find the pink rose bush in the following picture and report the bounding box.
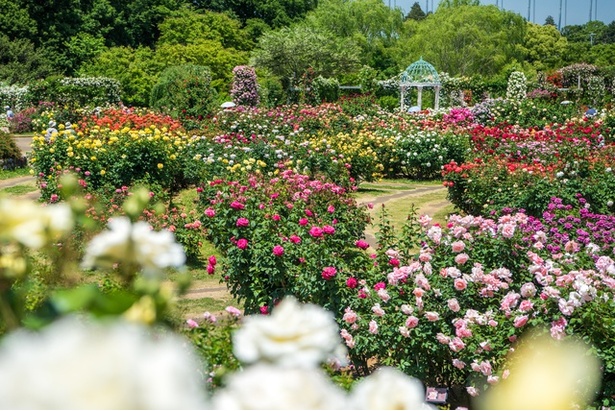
[341,198,615,404]
[198,167,372,314]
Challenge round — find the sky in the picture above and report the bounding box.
[387,0,615,28]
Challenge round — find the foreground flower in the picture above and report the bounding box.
[232,297,340,368]
[0,199,73,249]
[212,364,346,410]
[349,367,434,409]
[81,217,186,278]
[0,316,208,409]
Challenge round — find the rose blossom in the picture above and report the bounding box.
[237,238,248,249]
[405,316,419,328]
[309,226,324,237]
[289,234,301,244]
[424,312,440,322]
[346,277,358,288]
[204,208,215,217]
[225,306,242,317]
[513,315,528,328]
[401,304,414,315]
[236,217,250,227]
[369,320,378,334]
[355,239,370,249]
[272,245,284,257]
[518,299,534,312]
[447,298,461,312]
[455,253,469,265]
[454,278,467,291]
[451,241,465,253]
[321,266,337,280]
[298,218,308,226]
[232,297,339,368]
[322,225,335,235]
[343,307,357,324]
[436,333,451,344]
[230,201,245,210]
[452,359,466,369]
[186,319,198,329]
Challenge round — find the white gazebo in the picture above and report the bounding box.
[400,57,441,111]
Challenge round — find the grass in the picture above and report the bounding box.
[0,167,31,180]
[0,184,37,196]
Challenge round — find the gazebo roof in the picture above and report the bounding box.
[400,57,441,86]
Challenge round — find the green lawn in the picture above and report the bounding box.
[0,168,31,180]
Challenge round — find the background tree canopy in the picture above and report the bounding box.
[0,0,613,106]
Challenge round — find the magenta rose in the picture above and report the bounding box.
[272,245,284,257]
[236,217,250,227]
[321,266,337,280]
[323,225,335,235]
[355,239,369,249]
[237,238,248,249]
[204,208,216,217]
[346,277,358,288]
[309,226,324,237]
[230,201,245,210]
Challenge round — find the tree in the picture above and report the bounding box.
[397,4,526,77]
[79,46,162,106]
[0,35,58,85]
[0,0,37,40]
[304,0,404,74]
[521,22,568,71]
[157,9,252,51]
[437,0,479,9]
[545,15,556,26]
[251,24,361,90]
[561,21,607,44]
[406,2,426,21]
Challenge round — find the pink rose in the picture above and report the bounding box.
[208,255,217,266]
[455,253,469,265]
[323,225,335,235]
[272,214,281,221]
[454,278,467,291]
[206,264,215,275]
[230,201,245,210]
[299,218,308,226]
[259,306,269,315]
[452,359,466,369]
[236,217,249,227]
[343,308,357,324]
[225,306,242,317]
[513,315,528,328]
[500,223,516,238]
[373,282,386,291]
[389,258,400,267]
[321,266,337,280]
[425,311,440,322]
[372,304,385,317]
[309,226,324,237]
[436,333,451,344]
[327,205,335,213]
[451,240,465,253]
[466,387,479,397]
[447,298,461,312]
[518,299,534,312]
[203,312,217,323]
[289,234,302,244]
[355,239,370,249]
[204,208,216,217]
[346,277,358,288]
[272,245,284,256]
[186,319,198,329]
[405,316,419,328]
[237,238,248,249]
[369,320,378,334]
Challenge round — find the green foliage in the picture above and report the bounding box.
[406,2,426,21]
[398,4,526,77]
[0,131,22,160]
[312,76,340,103]
[0,35,59,85]
[377,95,398,112]
[25,76,121,108]
[79,46,161,107]
[251,24,361,90]
[150,65,218,118]
[521,22,568,72]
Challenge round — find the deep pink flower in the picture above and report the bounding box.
[321,266,337,280]
[358,289,368,299]
[346,277,358,288]
[259,306,269,315]
[305,209,314,217]
[389,258,400,267]
[355,239,369,249]
[309,226,324,237]
[289,234,301,244]
[186,319,198,329]
[230,201,245,210]
[299,218,309,226]
[327,205,335,213]
[374,282,386,291]
[207,264,215,275]
[237,238,248,249]
[272,245,284,256]
[323,225,335,235]
[208,255,217,266]
[236,217,250,227]
[204,208,216,217]
[272,214,281,221]
[513,315,528,328]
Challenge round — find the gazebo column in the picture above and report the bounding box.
[417,86,423,110]
[400,86,405,111]
[434,85,441,110]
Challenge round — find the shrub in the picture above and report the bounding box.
[25,77,121,108]
[506,71,527,101]
[150,65,218,119]
[230,66,259,107]
[0,130,22,161]
[377,95,398,112]
[312,76,340,103]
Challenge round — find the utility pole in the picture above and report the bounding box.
[589,0,593,22]
[558,0,562,30]
[533,0,536,22]
[565,0,568,27]
[527,0,531,21]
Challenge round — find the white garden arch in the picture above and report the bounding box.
[400,57,441,111]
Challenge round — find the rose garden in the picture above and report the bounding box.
[2,1,615,408]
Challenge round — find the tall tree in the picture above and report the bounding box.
[437,0,479,9]
[251,24,361,90]
[397,4,526,77]
[545,15,556,26]
[521,22,568,71]
[406,2,426,21]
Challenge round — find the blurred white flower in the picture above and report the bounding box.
[233,296,340,368]
[349,367,435,409]
[81,216,185,278]
[212,364,346,410]
[0,316,208,409]
[0,199,73,249]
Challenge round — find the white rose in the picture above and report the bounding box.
[81,216,185,278]
[0,199,73,249]
[213,364,347,409]
[349,367,435,410]
[0,316,208,409]
[233,296,340,368]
